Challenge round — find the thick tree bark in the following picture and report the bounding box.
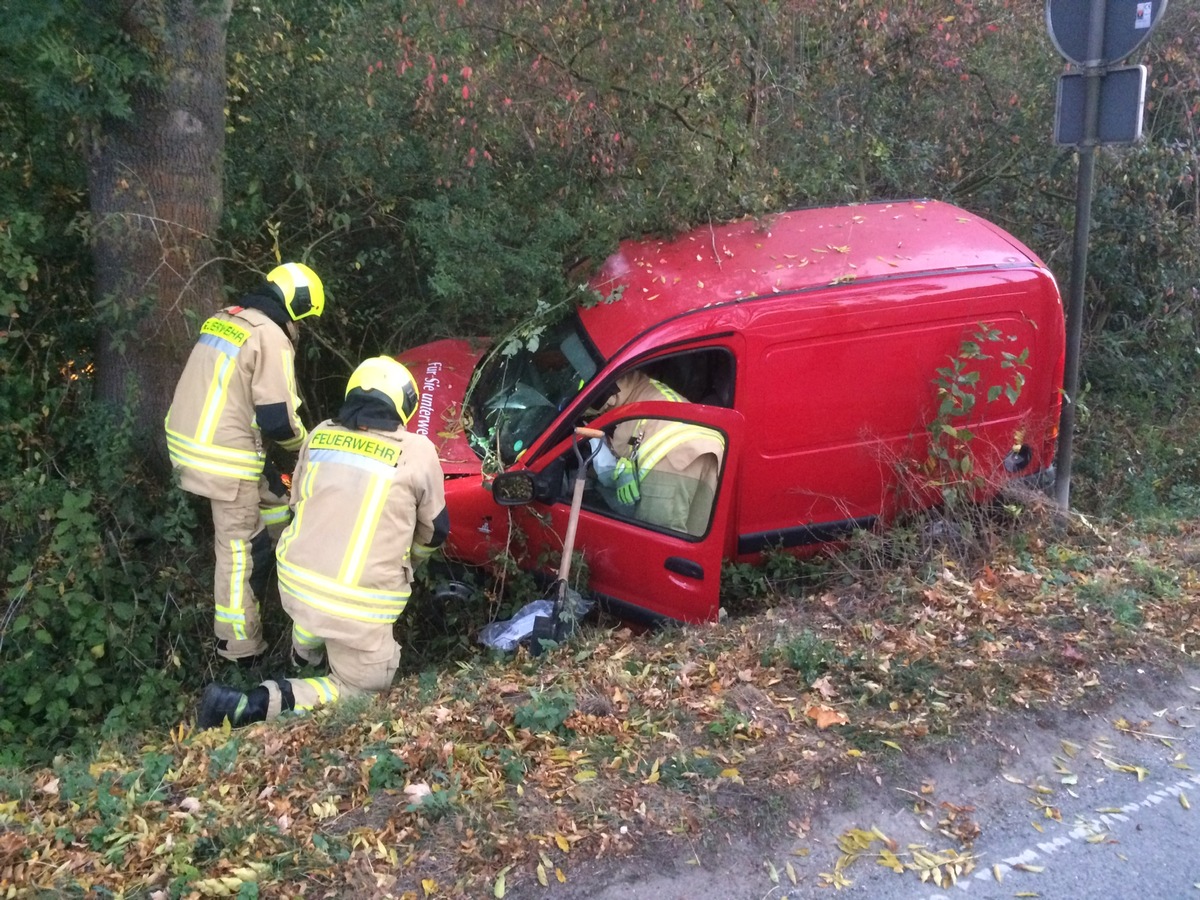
[86,0,231,473]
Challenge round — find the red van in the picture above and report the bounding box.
[399,200,1065,626]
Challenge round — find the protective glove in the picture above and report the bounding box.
[263,458,290,498]
[612,457,640,505]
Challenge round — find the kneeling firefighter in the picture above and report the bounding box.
[197,356,449,729]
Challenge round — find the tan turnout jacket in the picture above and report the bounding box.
[165,306,306,501]
[275,420,447,628]
[603,372,725,535]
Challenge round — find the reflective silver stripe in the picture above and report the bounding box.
[308,448,396,477]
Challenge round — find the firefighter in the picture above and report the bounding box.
[164,262,324,665]
[595,370,725,535]
[197,356,449,729]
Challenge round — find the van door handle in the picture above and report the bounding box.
[665,557,704,580]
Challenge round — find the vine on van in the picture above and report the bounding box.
[926,324,1030,508]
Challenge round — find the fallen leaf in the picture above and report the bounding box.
[805,704,849,729]
[405,783,432,803]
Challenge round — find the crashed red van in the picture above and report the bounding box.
[399,200,1064,626]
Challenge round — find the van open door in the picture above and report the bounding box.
[494,403,744,625]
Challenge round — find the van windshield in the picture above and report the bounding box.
[467,316,601,467]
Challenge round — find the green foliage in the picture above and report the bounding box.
[397,561,493,674]
[1077,579,1144,629]
[705,704,751,743]
[512,689,576,735]
[721,547,828,616]
[766,629,842,685]
[925,325,1030,510]
[365,744,409,792]
[0,353,210,765]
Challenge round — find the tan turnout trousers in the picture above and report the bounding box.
[209,481,272,659]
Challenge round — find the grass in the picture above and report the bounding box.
[5,502,1200,898]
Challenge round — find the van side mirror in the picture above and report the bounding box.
[491,471,536,506]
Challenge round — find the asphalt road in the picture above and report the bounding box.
[513,665,1200,900]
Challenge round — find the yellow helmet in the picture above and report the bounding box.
[346,356,420,425]
[266,262,325,321]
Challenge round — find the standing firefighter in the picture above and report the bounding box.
[197,356,449,729]
[165,263,324,665]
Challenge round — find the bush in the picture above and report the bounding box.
[0,373,210,766]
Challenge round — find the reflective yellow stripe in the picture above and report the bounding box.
[339,474,389,584]
[636,424,725,479]
[196,354,236,444]
[650,378,685,402]
[166,428,264,481]
[279,556,410,606]
[296,677,338,709]
[630,379,687,446]
[276,460,316,558]
[278,578,409,623]
[284,346,300,412]
[260,504,290,526]
[224,539,249,640]
[278,557,410,623]
[292,624,323,648]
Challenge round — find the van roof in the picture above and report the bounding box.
[582,199,1047,359]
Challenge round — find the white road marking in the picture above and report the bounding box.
[918,770,1200,897]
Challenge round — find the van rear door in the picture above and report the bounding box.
[508,403,744,625]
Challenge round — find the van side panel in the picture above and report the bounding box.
[735,269,1062,555]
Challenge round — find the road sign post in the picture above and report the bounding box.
[1045,0,1167,512]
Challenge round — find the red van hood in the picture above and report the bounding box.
[397,338,489,474]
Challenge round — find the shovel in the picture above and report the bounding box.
[529,426,606,652]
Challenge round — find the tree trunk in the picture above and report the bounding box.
[86,0,232,474]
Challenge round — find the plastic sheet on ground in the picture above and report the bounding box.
[478,590,593,652]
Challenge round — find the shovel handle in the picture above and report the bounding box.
[558,427,604,585]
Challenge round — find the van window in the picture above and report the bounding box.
[640,349,736,407]
[468,317,602,464]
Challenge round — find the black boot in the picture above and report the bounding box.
[197,683,270,730]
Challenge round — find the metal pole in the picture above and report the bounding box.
[1054,2,1106,511]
